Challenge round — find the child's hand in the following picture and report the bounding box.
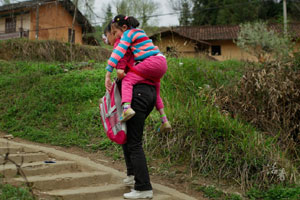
[105,72,112,91]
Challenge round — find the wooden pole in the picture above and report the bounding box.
[70,0,78,62]
[283,0,287,36]
[35,3,40,39]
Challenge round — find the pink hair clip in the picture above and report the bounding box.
[124,16,128,20]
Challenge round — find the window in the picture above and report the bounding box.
[5,17,16,33]
[211,45,221,56]
[166,46,175,52]
[68,28,75,43]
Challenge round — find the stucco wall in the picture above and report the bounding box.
[208,40,257,61]
[0,18,5,33]
[29,3,82,44]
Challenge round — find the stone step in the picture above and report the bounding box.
[0,146,38,154]
[0,160,84,178]
[106,194,174,200]
[44,184,128,200]
[0,152,49,164]
[11,171,117,191]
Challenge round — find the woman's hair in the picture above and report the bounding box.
[104,21,112,35]
[112,14,140,29]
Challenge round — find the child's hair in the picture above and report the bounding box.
[104,21,112,35]
[112,14,140,29]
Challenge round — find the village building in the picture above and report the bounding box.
[0,0,94,44]
[150,24,300,61]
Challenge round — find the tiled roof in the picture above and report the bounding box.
[151,23,300,41]
[173,25,240,40]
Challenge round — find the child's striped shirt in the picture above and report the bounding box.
[106,29,160,72]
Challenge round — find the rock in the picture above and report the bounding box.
[2,134,14,140]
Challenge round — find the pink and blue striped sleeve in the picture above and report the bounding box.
[105,30,133,72]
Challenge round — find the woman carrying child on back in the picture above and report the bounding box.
[104,15,171,199]
[105,14,171,133]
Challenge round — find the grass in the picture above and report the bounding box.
[0,58,299,199]
[0,184,35,200]
[196,185,242,200]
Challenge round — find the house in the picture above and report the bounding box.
[150,24,300,61]
[0,0,94,44]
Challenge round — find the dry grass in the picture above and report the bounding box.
[0,39,110,62]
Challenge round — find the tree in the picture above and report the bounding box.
[71,0,95,22]
[191,0,220,25]
[169,0,193,26]
[0,0,10,5]
[179,0,191,26]
[103,4,113,28]
[113,0,159,28]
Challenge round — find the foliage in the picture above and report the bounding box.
[214,60,300,169]
[0,61,107,148]
[247,184,300,200]
[114,0,159,28]
[0,184,35,200]
[169,0,192,26]
[0,39,110,62]
[236,22,294,63]
[179,0,192,26]
[102,4,113,28]
[218,22,300,163]
[0,58,298,193]
[196,185,242,200]
[145,58,298,190]
[190,0,299,26]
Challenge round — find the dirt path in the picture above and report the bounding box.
[0,135,207,200]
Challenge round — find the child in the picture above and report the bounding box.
[105,15,171,133]
[103,21,134,82]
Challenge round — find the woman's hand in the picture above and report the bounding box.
[105,71,112,92]
[117,69,125,80]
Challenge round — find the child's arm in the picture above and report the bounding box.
[105,30,133,72]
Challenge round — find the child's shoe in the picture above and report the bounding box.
[158,121,171,133]
[120,107,136,122]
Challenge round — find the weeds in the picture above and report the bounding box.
[0,143,35,199]
[196,185,242,200]
[0,184,35,200]
[0,39,110,62]
[247,184,300,200]
[0,58,298,194]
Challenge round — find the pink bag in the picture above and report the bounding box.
[99,81,127,144]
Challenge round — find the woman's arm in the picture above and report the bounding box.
[105,71,112,91]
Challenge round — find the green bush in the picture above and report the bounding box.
[247,184,300,200]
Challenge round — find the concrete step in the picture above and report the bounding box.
[0,160,84,178]
[44,184,128,200]
[0,152,49,163]
[0,146,38,154]
[11,171,117,191]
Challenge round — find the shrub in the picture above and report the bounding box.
[0,39,110,62]
[236,22,294,63]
